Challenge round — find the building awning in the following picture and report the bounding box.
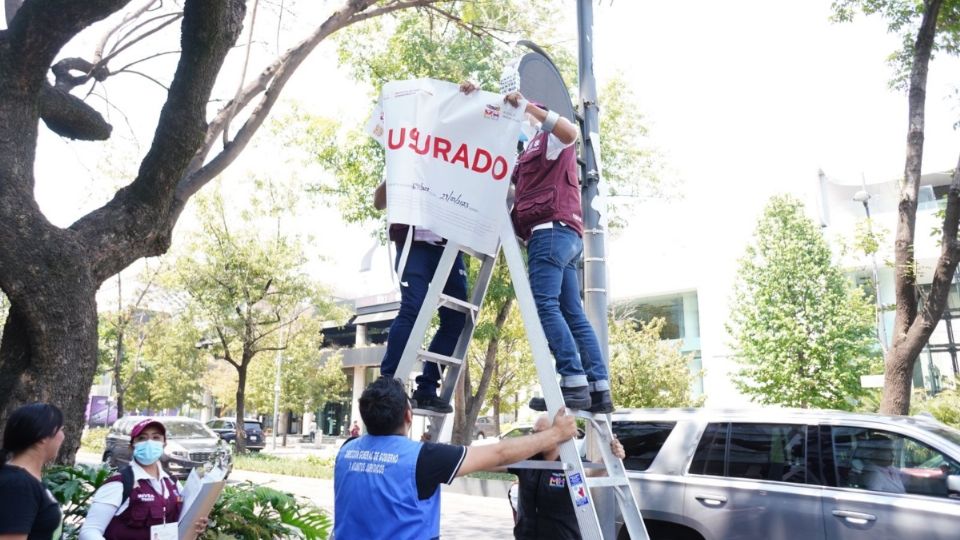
[351,310,399,325]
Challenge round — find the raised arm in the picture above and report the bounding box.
[458,408,577,477]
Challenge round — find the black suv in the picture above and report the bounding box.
[207,417,265,451]
[103,416,228,480]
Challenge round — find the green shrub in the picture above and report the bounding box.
[232,453,333,479]
[45,463,115,539]
[912,383,960,429]
[201,482,330,540]
[79,427,110,455]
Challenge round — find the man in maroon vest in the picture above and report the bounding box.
[504,90,614,414]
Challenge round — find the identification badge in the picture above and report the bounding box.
[150,523,178,540]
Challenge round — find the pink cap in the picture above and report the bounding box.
[129,418,166,442]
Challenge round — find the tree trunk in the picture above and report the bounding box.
[234,364,248,453]
[0,278,99,463]
[881,0,944,415]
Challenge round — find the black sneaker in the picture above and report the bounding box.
[587,390,615,414]
[529,386,591,411]
[412,394,453,414]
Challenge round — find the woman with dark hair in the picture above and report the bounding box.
[0,402,65,540]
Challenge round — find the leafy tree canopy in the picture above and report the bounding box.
[728,195,879,409]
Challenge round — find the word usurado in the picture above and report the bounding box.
[387,127,510,181]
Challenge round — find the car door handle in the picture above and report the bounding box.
[832,510,877,525]
[694,494,727,507]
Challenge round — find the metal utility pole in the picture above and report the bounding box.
[577,0,609,362]
[271,326,287,450]
[577,3,617,538]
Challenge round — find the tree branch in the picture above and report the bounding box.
[173,0,447,205]
[72,0,247,283]
[5,0,133,94]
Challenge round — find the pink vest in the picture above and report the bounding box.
[103,475,181,540]
[511,131,583,241]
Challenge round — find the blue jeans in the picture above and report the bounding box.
[527,226,610,390]
[380,242,468,397]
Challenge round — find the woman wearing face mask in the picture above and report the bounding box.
[79,419,205,540]
[0,402,66,540]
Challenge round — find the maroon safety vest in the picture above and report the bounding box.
[510,131,583,241]
[103,474,181,540]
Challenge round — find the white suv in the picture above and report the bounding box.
[610,408,960,540]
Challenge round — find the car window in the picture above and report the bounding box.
[689,423,727,476]
[164,420,217,439]
[613,421,676,472]
[690,423,807,484]
[244,422,261,431]
[502,427,532,438]
[831,426,960,498]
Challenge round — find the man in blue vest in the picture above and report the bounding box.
[334,377,577,540]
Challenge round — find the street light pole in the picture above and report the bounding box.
[853,182,889,354]
[272,325,287,450]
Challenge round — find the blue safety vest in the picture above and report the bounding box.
[334,435,441,540]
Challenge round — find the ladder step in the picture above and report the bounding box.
[437,294,480,315]
[459,244,492,261]
[586,477,631,489]
[411,407,447,418]
[418,350,462,367]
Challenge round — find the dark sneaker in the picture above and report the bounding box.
[529,386,591,411]
[412,394,453,414]
[587,390,615,414]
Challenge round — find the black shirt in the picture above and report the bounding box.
[0,465,62,540]
[509,455,580,540]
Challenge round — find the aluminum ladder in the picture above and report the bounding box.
[390,215,649,540]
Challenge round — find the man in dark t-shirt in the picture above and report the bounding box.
[507,415,626,540]
[0,464,63,539]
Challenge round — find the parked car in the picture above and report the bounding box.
[609,408,960,540]
[207,417,266,451]
[473,416,498,439]
[103,416,231,480]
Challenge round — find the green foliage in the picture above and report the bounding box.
[608,316,704,408]
[911,381,960,428]
[832,0,960,89]
[201,482,330,540]
[79,427,110,455]
[44,463,115,539]
[728,195,879,409]
[123,315,207,411]
[232,453,334,479]
[168,180,341,436]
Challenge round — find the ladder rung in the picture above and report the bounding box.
[437,294,480,315]
[586,477,631,488]
[459,244,492,261]
[418,350,462,367]
[411,408,447,418]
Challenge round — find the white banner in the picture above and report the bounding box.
[371,79,523,255]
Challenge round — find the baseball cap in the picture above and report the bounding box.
[129,418,166,442]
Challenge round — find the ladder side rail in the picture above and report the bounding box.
[429,246,501,440]
[436,248,499,399]
[392,242,462,384]
[499,218,605,540]
[586,416,650,540]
